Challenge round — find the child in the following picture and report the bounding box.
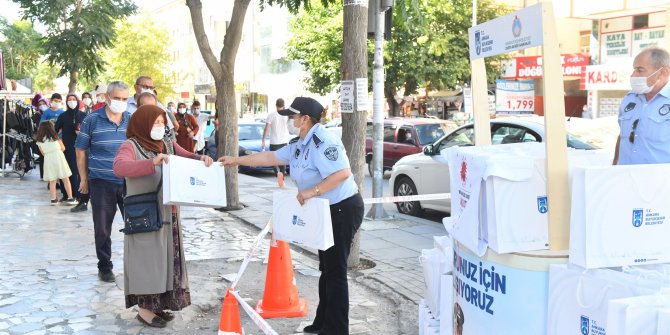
[35,122,77,205]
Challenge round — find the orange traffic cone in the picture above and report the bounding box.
[218,289,244,335]
[255,240,308,318]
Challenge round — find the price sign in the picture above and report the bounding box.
[495,79,535,115]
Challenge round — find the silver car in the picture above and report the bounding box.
[388,117,598,216]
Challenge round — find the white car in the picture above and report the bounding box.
[388,117,599,216]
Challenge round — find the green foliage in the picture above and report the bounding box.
[13,0,136,84]
[33,61,58,92]
[287,0,511,96]
[0,18,44,80]
[103,14,175,98]
[259,0,337,13]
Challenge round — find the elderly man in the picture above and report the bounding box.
[614,46,670,165]
[75,81,131,283]
[126,76,161,114]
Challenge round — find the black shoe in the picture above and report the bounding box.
[98,270,115,283]
[70,202,88,213]
[59,195,68,202]
[156,311,175,321]
[136,314,167,328]
[303,324,321,334]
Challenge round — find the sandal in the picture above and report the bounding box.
[156,311,175,321]
[136,313,167,328]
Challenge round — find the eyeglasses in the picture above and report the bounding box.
[136,84,155,90]
[629,119,640,144]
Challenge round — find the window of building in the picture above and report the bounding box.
[633,14,649,29]
[579,30,591,54]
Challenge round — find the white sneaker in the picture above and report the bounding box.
[65,198,78,205]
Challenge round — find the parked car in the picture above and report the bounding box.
[365,117,458,175]
[205,121,273,172]
[388,117,598,216]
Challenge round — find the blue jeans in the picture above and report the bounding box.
[313,193,364,335]
[89,179,124,272]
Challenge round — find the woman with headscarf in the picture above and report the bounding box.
[174,102,199,152]
[56,94,88,206]
[112,105,214,328]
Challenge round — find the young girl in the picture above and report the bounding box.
[35,122,77,205]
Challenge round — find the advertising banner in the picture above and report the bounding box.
[495,79,535,114]
[468,3,544,60]
[452,244,548,335]
[582,63,632,90]
[501,53,590,79]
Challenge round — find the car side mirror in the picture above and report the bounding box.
[423,144,435,156]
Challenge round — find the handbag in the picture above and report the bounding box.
[121,169,163,235]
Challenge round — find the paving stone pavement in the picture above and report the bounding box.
[233,174,449,304]
[0,172,422,334]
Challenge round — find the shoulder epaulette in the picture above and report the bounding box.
[313,134,323,148]
[289,136,300,144]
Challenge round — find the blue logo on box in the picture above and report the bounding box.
[632,209,643,227]
[537,196,548,214]
[189,177,195,185]
[581,315,589,335]
[291,215,305,227]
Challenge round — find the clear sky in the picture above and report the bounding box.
[0,0,168,23]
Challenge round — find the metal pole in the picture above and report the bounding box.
[366,0,389,219]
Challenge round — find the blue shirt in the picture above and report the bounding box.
[618,81,670,165]
[74,107,130,183]
[275,124,358,204]
[40,108,64,123]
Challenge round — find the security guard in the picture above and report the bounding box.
[615,46,670,165]
[219,97,363,335]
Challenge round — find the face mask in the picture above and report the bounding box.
[39,105,48,112]
[150,126,166,140]
[97,96,105,103]
[67,101,78,109]
[51,102,62,109]
[287,118,300,135]
[178,108,186,114]
[193,108,200,114]
[108,99,127,114]
[630,67,662,94]
[141,88,153,95]
[167,107,175,113]
[82,97,92,106]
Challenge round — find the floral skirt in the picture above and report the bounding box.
[125,212,191,312]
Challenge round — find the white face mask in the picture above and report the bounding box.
[39,105,48,112]
[82,97,92,106]
[67,101,78,109]
[287,118,300,135]
[51,102,62,109]
[108,99,127,114]
[193,108,200,114]
[150,126,166,140]
[167,106,175,113]
[140,88,154,94]
[630,67,663,94]
[178,108,186,114]
[97,96,105,103]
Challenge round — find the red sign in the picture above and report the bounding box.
[502,53,590,79]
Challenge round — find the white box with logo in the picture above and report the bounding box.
[272,191,333,251]
[570,164,670,268]
[162,154,227,207]
[547,264,665,335]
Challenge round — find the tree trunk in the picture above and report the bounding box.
[187,0,250,210]
[341,0,368,268]
[68,69,78,94]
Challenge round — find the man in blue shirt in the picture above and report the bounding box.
[615,46,670,165]
[75,81,131,283]
[126,75,162,114]
[40,93,65,124]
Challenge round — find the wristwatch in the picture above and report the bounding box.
[314,185,321,196]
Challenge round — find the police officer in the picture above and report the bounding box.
[614,46,670,165]
[218,97,363,335]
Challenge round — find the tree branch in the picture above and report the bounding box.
[220,0,251,68]
[186,0,223,79]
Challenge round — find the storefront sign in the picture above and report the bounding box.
[469,4,544,60]
[501,53,590,79]
[583,64,631,91]
[601,31,632,64]
[632,28,665,55]
[495,79,535,114]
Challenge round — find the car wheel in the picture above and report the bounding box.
[394,177,422,216]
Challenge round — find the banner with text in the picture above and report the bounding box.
[582,63,631,91]
[495,80,535,114]
[501,53,590,79]
[468,3,544,60]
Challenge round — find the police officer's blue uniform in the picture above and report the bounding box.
[618,81,670,165]
[274,123,363,335]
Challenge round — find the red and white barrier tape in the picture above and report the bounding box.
[230,290,279,335]
[230,219,272,290]
[363,192,451,204]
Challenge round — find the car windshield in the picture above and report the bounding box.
[415,123,452,145]
[239,124,266,141]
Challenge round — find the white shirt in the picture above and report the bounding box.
[265,110,289,145]
[194,113,210,141]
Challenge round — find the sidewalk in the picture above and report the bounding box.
[231,174,450,303]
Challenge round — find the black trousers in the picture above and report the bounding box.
[313,193,364,335]
[89,179,124,272]
[269,143,287,174]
